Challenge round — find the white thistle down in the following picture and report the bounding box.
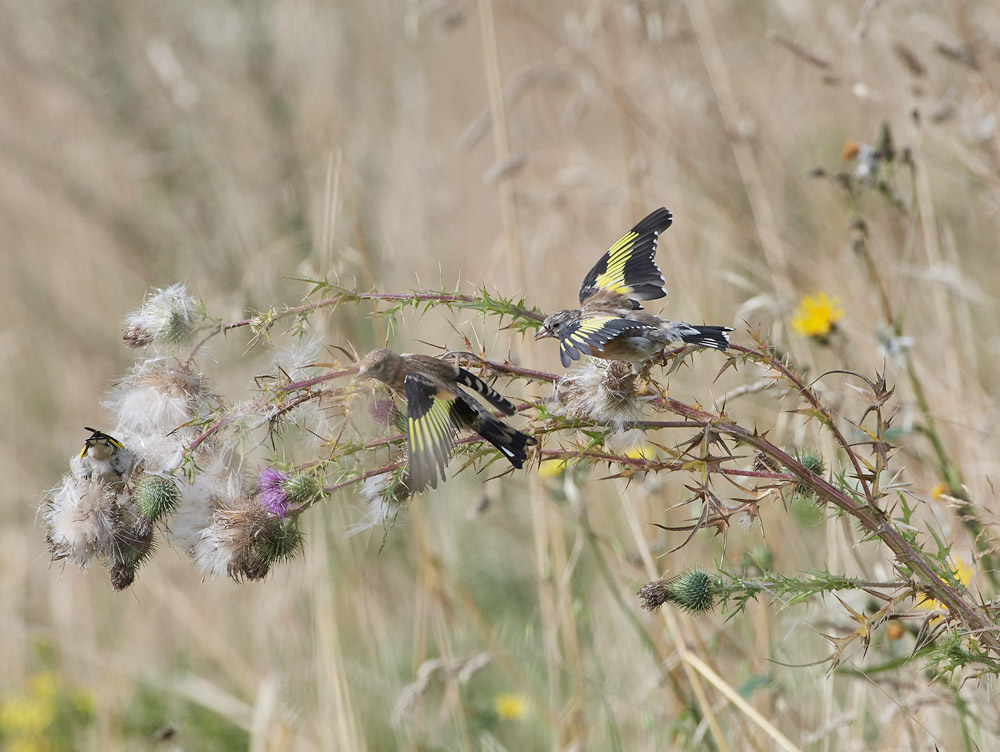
[269,335,325,381]
[168,451,244,564]
[43,476,122,567]
[104,359,213,473]
[554,360,649,429]
[347,473,405,537]
[122,282,199,350]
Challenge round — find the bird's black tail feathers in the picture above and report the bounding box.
[455,367,516,415]
[474,413,537,469]
[680,325,733,351]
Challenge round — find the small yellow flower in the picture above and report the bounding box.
[537,459,568,479]
[917,557,974,617]
[624,442,657,460]
[930,481,949,501]
[28,673,56,701]
[0,697,56,735]
[790,292,845,340]
[494,692,529,721]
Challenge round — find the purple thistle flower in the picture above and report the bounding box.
[258,467,292,517]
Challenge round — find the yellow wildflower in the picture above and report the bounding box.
[494,692,529,720]
[0,696,56,736]
[624,442,657,460]
[790,292,844,340]
[916,557,974,617]
[28,673,56,701]
[537,459,568,479]
[930,481,949,501]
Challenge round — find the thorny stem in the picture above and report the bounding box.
[194,287,545,352]
[727,344,876,508]
[188,366,359,451]
[538,449,794,483]
[657,395,1000,651]
[187,313,998,650]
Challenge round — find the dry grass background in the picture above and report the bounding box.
[3,1,1000,749]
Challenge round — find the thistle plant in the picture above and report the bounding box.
[41,169,1000,686]
[39,279,997,676]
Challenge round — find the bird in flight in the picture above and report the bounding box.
[534,207,732,366]
[357,349,536,492]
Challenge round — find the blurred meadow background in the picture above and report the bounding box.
[4,0,1000,749]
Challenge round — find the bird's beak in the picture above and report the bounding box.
[533,328,550,341]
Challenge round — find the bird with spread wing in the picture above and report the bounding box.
[534,207,732,366]
[357,349,537,492]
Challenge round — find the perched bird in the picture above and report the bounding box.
[534,207,732,366]
[70,427,134,487]
[357,349,537,492]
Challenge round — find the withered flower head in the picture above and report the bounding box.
[556,360,647,428]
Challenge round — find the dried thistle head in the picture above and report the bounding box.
[104,359,215,473]
[185,492,303,583]
[43,473,155,589]
[122,283,199,351]
[105,360,211,437]
[43,476,121,568]
[556,360,647,428]
[108,514,155,591]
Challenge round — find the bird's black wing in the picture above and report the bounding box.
[578,208,672,306]
[403,373,475,492]
[557,316,657,366]
[454,367,516,415]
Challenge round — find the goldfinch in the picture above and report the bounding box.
[534,208,732,366]
[357,349,536,492]
[70,427,134,486]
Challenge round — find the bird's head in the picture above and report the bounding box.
[356,348,399,384]
[81,427,123,461]
[534,310,578,340]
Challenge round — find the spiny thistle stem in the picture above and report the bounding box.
[654,396,1000,650]
[187,366,359,451]
[193,286,546,354]
[322,460,407,495]
[726,344,876,507]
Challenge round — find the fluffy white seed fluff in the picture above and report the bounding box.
[167,452,244,572]
[269,335,324,380]
[105,359,210,437]
[123,282,197,350]
[554,360,649,429]
[347,474,403,537]
[190,504,243,577]
[104,359,212,473]
[44,475,121,567]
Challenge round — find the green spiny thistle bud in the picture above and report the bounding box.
[132,474,180,521]
[282,473,320,506]
[638,568,716,614]
[259,519,304,565]
[792,449,825,498]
